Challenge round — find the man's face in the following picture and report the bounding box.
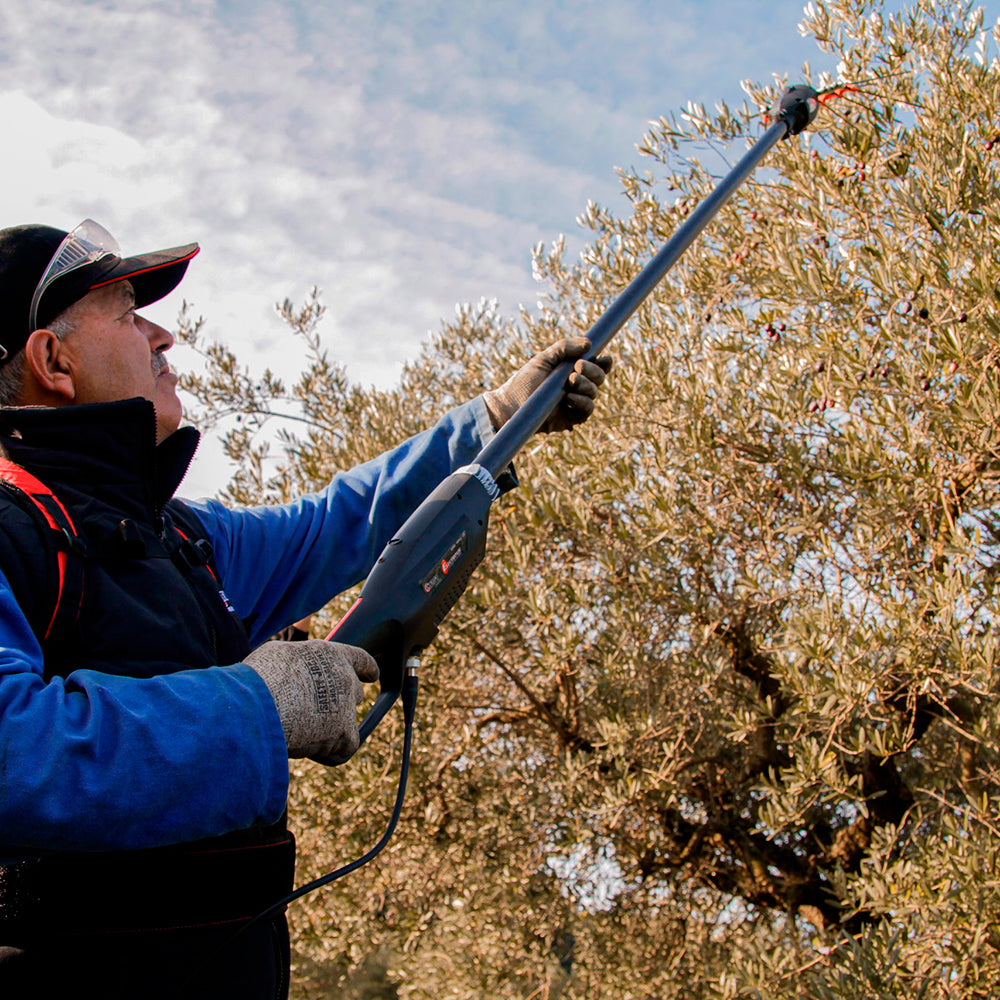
[58,280,182,442]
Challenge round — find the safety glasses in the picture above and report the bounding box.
[28,219,121,333]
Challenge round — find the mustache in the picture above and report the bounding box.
[151,352,170,376]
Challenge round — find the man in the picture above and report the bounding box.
[0,220,611,998]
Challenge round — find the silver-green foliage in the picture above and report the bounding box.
[181,2,1000,996]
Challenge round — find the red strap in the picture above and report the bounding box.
[0,457,76,639]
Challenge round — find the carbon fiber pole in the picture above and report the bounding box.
[475,90,815,480]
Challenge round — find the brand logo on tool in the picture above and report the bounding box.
[421,533,468,593]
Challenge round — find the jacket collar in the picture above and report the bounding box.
[0,398,200,515]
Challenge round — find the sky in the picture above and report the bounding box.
[0,0,842,496]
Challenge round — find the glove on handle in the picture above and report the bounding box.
[246,639,380,765]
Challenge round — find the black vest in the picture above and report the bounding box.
[0,398,250,675]
[0,399,293,939]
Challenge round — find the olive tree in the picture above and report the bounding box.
[180,2,1000,996]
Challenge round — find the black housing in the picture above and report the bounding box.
[329,467,495,743]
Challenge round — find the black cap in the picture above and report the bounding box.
[0,223,199,364]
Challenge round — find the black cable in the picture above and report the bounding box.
[246,669,418,930]
[178,671,419,996]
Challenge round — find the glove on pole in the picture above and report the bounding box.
[246,639,379,764]
[483,337,614,433]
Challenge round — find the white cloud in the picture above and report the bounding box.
[0,0,834,496]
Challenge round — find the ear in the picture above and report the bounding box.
[22,328,77,403]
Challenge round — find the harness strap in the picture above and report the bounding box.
[0,457,84,643]
[171,523,220,582]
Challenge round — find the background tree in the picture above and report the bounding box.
[181,1,1000,996]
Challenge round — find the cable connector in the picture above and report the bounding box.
[403,657,420,726]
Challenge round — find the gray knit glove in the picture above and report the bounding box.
[482,337,613,432]
[246,639,379,765]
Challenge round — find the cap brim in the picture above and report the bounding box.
[89,243,200,309]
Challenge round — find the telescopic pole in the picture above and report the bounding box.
[475,85,818,479]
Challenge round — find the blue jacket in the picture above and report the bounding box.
[0,395,496,861]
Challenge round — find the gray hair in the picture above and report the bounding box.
[0,310,77,408]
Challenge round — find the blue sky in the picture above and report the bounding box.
[0,0,840,494]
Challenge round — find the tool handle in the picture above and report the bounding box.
[327,466,498,754]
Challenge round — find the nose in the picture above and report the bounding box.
[136,314,174,353]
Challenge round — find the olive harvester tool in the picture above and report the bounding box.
[328,84,821,748]
[244,85,824,926]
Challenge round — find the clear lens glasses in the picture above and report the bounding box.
[28,219,121,332]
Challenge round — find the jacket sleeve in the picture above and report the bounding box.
[183,397,497,647]
[0,573,289,858]
[0,396,495,858]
